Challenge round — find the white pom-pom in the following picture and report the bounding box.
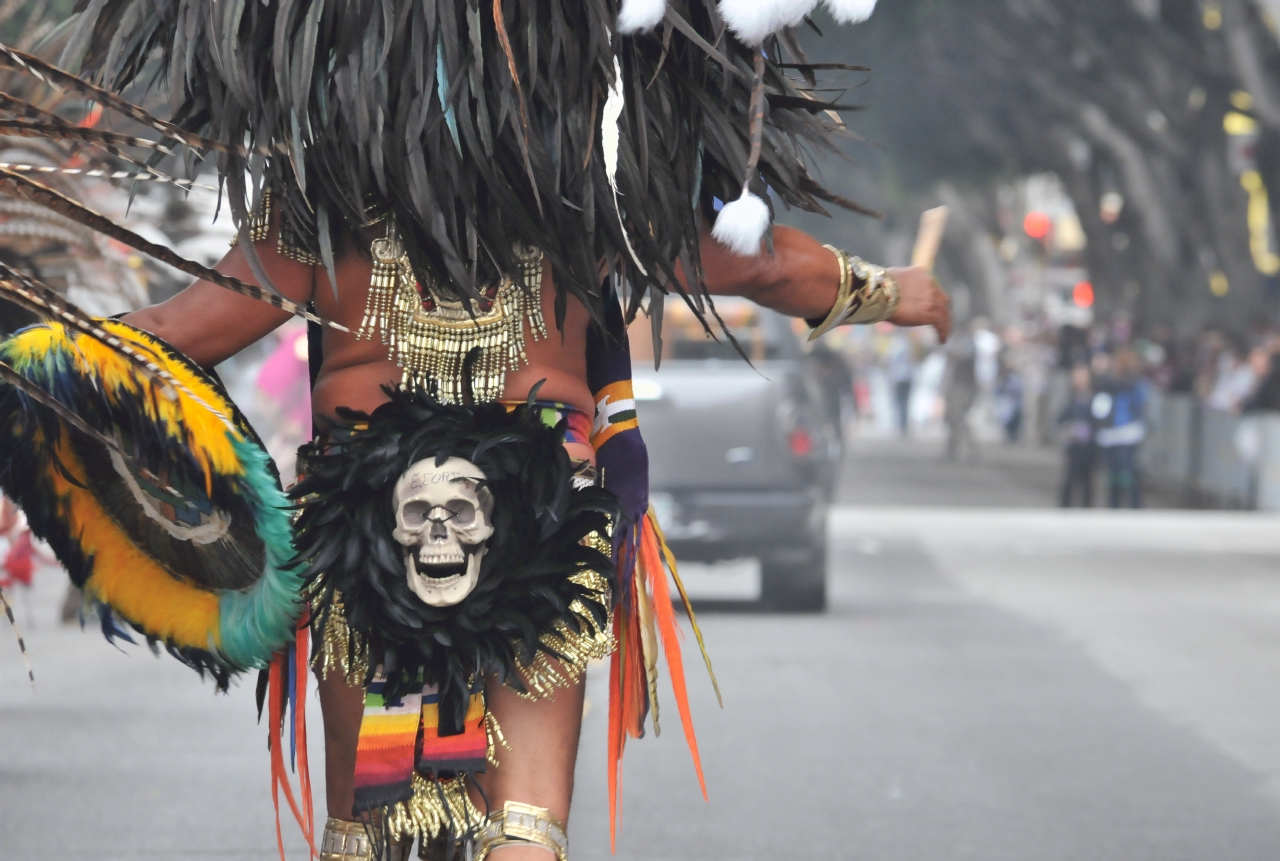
[617,0,667,34]
[711,192,772,256]
[717,0,818,45]
[823,0,877,24]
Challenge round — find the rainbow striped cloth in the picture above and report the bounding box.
[353,674,488,812]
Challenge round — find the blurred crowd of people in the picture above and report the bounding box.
[808,311,1280,509]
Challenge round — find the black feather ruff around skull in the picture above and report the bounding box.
[290,386,617,731]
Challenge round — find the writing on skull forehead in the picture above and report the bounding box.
[407,470,478,491]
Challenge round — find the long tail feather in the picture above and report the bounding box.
[639,519,707,799]
[0,121,180,157]
[293,618,316,851]
[0,91,214,191]
[0,161,215,191]
[268,652,317,860]
[633,555,662,734]
[0,584,34,691]
[607,625,622,850]
[649,510,722,706]
[0,167,346,331]
[0,43,269,158]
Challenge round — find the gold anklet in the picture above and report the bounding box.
[320,818,372,861]
[473,801,569,861]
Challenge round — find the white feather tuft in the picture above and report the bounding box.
[823,0,878,24]
[711,192,772,256]
[617,0,668,34]
[717,0,818,45]
[603,56,649,275]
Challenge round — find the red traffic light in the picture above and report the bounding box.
[1072,280,1095,308]
[1023,211,1052,240]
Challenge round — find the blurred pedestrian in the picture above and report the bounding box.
[1245,345,1280,411]
[885,332,916,437]
[1094,349,1149,508]
[943,324,979,462]
[995,358,1024,443]
[1206,343,1260,413]
[1057,365,1096,507]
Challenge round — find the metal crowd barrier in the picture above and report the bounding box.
[1140,391,1280,509]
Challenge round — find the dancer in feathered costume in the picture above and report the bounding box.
[0,1,951,858]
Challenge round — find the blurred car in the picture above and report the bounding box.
[630,298,839,611]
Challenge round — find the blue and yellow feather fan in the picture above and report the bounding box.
[0,319,304,685]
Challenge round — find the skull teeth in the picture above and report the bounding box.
[419,552,467,565]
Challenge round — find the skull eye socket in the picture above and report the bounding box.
[401,501,432,528]
[446,501,476,526]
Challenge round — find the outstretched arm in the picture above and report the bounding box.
[698,225,952,342]
[124,221,316,367]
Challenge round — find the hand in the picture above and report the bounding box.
[888,265,951,343]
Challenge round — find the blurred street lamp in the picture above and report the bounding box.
[1203,2,1223,30]
[1099,192,1124,224]
[1224,111,1259,136]
[1240,170,1280,276]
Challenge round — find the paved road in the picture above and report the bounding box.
[836,434,1182,509]
[4,440,1280,859]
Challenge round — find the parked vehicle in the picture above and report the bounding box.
[630,298,839,611]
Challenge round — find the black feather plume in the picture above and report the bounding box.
[60,0,863,330]
[291,386,617,730]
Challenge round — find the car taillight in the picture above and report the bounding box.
[789,428,813,457]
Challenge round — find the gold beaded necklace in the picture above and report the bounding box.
[356,224,547,404]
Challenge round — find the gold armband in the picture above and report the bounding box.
[807,245,900,341]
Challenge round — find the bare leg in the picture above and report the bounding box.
[318,670,366,820]
[471,666,586,859]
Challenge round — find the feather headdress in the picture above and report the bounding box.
[59,0,869,331]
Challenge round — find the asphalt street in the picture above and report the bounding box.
[5,437,1280,859]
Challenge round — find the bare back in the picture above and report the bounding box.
[125,221,596,430]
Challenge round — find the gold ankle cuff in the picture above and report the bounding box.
[321,818,413,861]
[321,818,372,861]
[473,802,568,861]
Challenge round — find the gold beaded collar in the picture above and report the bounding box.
[356,225,546,404]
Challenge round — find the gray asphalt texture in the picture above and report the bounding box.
[5,436,1280,859]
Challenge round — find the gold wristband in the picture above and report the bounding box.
[808,245,900,341]
[473,801,569,861]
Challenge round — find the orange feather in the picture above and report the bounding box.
[639,519,708,799]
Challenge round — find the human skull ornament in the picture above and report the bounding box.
[391,457,494,607]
